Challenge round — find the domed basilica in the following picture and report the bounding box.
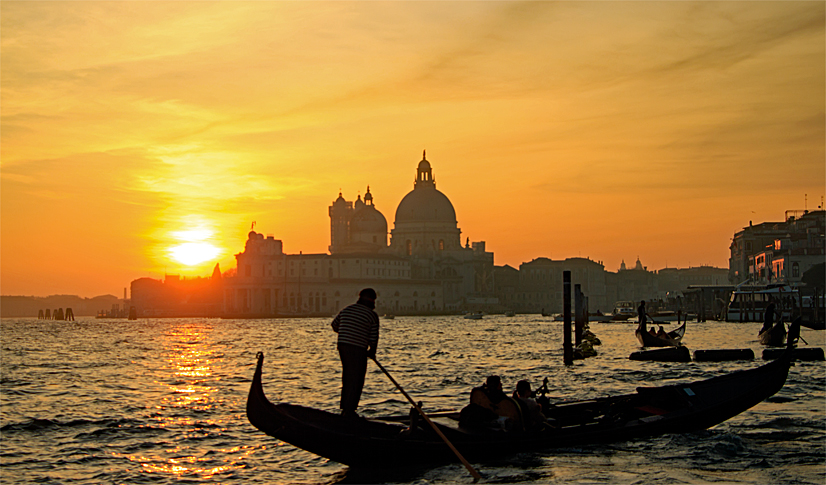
[330,151,463,257]
[224,152,495,317]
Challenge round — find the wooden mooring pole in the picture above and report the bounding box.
[563,271,573,365]
[574,284,583,346]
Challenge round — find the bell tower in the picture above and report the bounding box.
[415,150,435,188]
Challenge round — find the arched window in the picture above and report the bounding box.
[406,240,412,256]
[439,239,444,251]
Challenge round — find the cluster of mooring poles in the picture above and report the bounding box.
[37,308,74,321]
[562,270,600,365]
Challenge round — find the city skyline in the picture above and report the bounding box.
[2,2,824,297]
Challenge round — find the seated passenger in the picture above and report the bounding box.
[459,375,522,431]
[512,380,546,429]
[482,375,507,403]
[649,326,657,336]
[656,326,668,339]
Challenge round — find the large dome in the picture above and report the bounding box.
[395,186,457,223]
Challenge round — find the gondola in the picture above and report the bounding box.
[759,321,786,346]
[635,321,686,347]
[247,322,796,469]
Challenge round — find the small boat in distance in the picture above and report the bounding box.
[504,311,516,317]
[588,312,613,323]
[759,321,786,346]
[463,312,484,320]
[635,322,687,347]
[612,301,636,321]
[382,314,395,320]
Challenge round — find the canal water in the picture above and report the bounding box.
[1,316,824,484]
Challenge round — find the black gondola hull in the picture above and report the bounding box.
[247,343,792,468]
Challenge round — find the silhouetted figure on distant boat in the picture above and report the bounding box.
[656,325,668,339]
[638,300,647,326]
[761,299,779,334]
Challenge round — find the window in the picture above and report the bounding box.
[439,240,444,251]
[793,263,800,278]
[406,241,412,256]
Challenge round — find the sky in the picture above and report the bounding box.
[2,1,824,298]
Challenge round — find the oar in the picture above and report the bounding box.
[370,356,483,482]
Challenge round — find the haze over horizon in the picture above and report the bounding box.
[2,1,824,298]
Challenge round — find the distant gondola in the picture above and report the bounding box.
[635,321,686,348]
[246,322,796,470]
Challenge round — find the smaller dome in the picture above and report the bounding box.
[352,206,388,235]
[418,159,431,171]
[333,192,347,207]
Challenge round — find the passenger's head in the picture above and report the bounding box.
[359,288,377,301]
[485,375,502,391]
[515,380,532,398]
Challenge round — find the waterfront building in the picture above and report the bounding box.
[655,265,729,299]
[729,210,825,285]
[131,267,222,317]
[497,257,607,314]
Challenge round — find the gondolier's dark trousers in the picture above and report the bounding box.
[338,343,368,414]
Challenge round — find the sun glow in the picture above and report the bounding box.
[169,242,221,266]
[167,226,223,266]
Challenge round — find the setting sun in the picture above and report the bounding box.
[167,227,222,266]
[169,243,221,266]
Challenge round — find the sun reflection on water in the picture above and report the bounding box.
[121,322,255,479]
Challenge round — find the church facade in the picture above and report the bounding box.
[222,152,495,316]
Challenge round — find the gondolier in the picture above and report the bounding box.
[637,300,647,326]
[331,288,380,418]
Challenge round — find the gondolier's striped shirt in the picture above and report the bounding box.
[331,302,380,350]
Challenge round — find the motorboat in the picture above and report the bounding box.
[611,301,636,321]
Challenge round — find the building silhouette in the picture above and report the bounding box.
[221,152,495,316]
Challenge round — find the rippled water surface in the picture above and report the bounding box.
[1,316,824,484]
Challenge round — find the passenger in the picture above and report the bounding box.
[459,375,505,429]
[656,325,668,339]
[513,380,546,428]
[649,326,657,336]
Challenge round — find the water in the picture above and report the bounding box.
[1,316,824,484]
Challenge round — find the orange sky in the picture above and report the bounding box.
[2,1,824,297]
